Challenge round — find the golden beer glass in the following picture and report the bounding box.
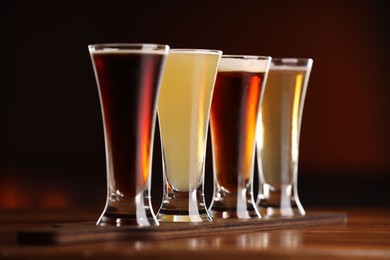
[256,58,313,217]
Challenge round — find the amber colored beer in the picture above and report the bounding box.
[211,71,266,191]
[209,55,271,219]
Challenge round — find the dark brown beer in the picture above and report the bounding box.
[210,71,266,193]
[92,51,165,197]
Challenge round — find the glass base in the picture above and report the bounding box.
[257,205,304,218]
[97,193,159,227]
[209,205,260,219]
[209,189,261,219]
[257,183,305,217]
[157,190,212,222]
[157,209,211,222]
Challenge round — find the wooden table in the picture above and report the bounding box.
[1,207,389,259]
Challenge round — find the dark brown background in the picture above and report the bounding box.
[0,0,389,211]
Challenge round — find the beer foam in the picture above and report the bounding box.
[269,65,310,71]
[91,49,168,55]
[89,44,169,55]
[218,57,270,72]
[269,58,313,71]
[169,49,222,55]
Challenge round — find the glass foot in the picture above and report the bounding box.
[97,194,159,227]
[157,190,212,222]
[257,184,305,217]
[209,190,261,219]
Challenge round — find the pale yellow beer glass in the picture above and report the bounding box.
[157,49,222,222]
[256,58,313,217]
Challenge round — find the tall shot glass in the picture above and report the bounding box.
[156,49,222,222]
[256,58,313,217]
[89,43,169,226]
[208,55,271,219]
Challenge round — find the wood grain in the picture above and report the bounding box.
[16,211,346,245]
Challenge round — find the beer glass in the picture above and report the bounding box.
[208,55,271,219]
[89,43,169,226]
[256,58,313,217]
[157,49,222,222]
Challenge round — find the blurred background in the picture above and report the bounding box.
[1,0,389,213]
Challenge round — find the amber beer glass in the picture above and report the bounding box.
[89,43,169,226]
[209,55,271,219]
[256,58,313,217]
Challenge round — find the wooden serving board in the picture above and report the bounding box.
[17,211,347,245]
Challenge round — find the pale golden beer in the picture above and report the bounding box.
[157,49,222,222]
[257,58,313,217]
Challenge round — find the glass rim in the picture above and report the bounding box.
[169,48,222,55]
[271,57,313,64]
[221,54,271,60]
[269,58,313,70]
[88,43,169,53]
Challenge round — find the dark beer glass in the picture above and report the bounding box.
[89,43,169,226]
[209,55,271,219]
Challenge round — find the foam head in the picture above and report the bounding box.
[218,56,270,73]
